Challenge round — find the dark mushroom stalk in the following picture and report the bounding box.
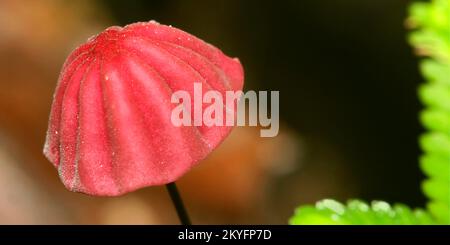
[166,182,191,225]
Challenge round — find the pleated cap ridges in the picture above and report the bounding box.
[44,21,244,196]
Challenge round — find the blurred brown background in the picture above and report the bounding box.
[0,0,424,224]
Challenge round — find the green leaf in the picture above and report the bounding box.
[419,83,450,112]
[289,0,450,225]
[420,132,450,157]
[420,60,450,85]
[408,0,450,62]
[289,199,435,225]
[427,201,450,222]
[420,155,450,180]
[410,0,450,224]
[421,109,450,133]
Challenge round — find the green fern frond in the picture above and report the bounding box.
[408,0,450,224]
[289,0,449,225]
[289,199,434,225]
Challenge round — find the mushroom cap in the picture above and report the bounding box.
[44,21,244,196]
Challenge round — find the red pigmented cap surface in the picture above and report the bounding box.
[44,21,244,196]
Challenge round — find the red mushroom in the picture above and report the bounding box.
[43,21,244,199]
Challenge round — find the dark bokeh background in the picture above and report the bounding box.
[103,0,425,205]
[0,0,426,224]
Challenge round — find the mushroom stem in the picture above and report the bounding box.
[166,182,191,225]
